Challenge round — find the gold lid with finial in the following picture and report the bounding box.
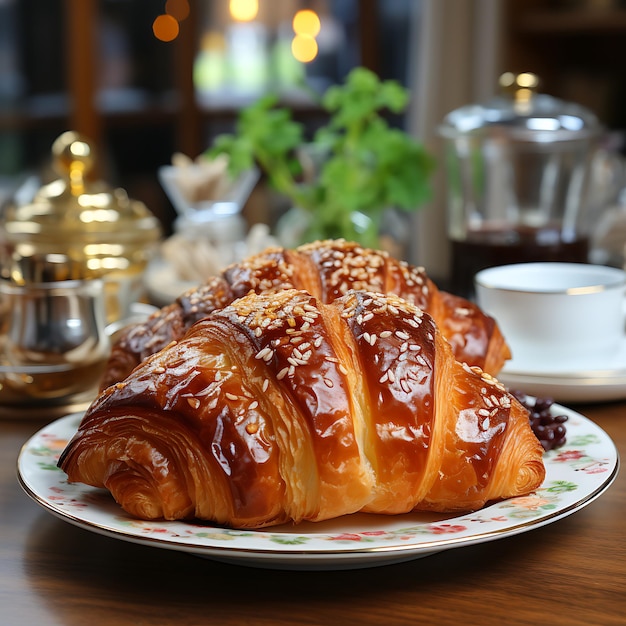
[8,131,161,244]
[0,131,162,320]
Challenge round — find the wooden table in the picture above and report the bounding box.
[1,401,624,626]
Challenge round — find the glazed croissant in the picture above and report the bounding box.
[59,289,544,529]
[100,239,510,389]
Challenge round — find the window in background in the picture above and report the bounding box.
[0,0,24,179]
[0,0,418,227]
[192,0,416,109]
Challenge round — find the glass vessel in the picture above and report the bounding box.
[0,276,109,402]
[439,72,604,297]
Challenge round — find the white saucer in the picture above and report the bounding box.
[498,336,626,403]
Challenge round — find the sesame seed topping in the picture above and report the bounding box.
[255,347,273,361]
[187,397,200,409]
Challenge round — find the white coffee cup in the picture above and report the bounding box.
[474,262,626,372]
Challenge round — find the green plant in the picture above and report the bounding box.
[209,67,435,248]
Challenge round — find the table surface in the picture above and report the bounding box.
[1,400,624,626]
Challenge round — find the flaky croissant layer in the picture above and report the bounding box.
[59,289,544,529]
[100,239,511,390]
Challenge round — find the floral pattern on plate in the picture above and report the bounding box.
[17,407,619,569]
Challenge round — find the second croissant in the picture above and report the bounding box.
[100,239,511,389]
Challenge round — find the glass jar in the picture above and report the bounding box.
[439,72,606,297]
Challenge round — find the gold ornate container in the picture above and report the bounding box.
[0,131,162,321]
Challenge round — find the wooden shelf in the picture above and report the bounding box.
[516,7,626,34]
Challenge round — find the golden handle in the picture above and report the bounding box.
[51,130,96,194]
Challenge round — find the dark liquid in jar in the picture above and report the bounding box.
[450,227,589,298]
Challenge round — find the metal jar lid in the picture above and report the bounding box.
[2,131,162,246]
[0,131,162,277]
[439,72,602,143]
[0,132,163,321]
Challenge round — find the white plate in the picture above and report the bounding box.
[18,408,619,570]
[499,337,626,403]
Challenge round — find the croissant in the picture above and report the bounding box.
[100,239,510,389]
[59,288,544,529]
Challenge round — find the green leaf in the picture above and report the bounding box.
[207,66,435,246]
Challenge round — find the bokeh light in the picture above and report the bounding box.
[291,34,318,63]
[230,0,259,22]
[165,0,190,22]
[153,14,179,42]
[292,10,321,37]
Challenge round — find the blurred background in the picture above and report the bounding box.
[0,0,625,281]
